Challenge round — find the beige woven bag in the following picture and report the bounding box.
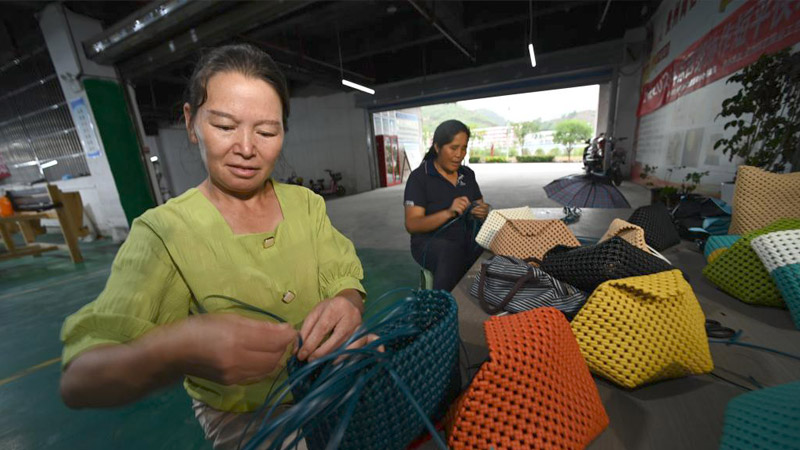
[475,207,535,249]
[490,219,580,263]
[599,219,648,252]
[729,166,800,235]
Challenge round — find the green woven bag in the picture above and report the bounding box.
[719,381,800,450]
[703,218,800,307]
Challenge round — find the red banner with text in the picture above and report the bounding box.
[638,0,800,117]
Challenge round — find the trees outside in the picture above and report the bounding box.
[511,120,542,155]
[553,119,593,161]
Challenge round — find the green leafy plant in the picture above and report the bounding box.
[714,47,800,172]
[485,156,509,163]
[548,147,561,157]
[517,155,555,163]
[468,156,481,163]
[680,170,710,195]
[639,164,659,187]
[553,119,593,162]
[534,148,545,156]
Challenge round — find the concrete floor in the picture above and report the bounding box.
[0,162,678,449]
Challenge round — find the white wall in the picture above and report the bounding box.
[153,92,374,197]
[156,127,207,197]
[277,92,373,195]
[39,4,129,239]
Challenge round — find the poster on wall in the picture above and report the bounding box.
[639,0,800,116]
[69,97,103,159]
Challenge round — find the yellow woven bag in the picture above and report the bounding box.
[570,269,713,389]
[599,218,649,252]
[490,219,580,263]
[729,166,800,235]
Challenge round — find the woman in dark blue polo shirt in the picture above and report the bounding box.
[404,120,489,291]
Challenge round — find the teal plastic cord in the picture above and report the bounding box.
[243,290,453,450]
[708,338,800,362]
[197,289,453,450]
[421,203,482,271]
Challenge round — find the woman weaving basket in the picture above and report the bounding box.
[58,44,376,449]
[404,120,490,291]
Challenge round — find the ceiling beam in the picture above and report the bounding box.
[83,0,228,64]
[116,1,315,80]
[344,1,592,64]
[237,35,375,84]
[407,0,476,63]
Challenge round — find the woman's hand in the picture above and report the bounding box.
[449,196,470,217]
[470,202,490,220]
[176,313,298,385]
[298,290,365,362]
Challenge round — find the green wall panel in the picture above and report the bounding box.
[83,78,155,225]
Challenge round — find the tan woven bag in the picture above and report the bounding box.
[729,166,800,235]
[599,219,648,252]
[490,219,580,263]
[475,207,535,249]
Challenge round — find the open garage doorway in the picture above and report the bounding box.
[368,83,649,210]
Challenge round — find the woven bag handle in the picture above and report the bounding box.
[478,262,536,314]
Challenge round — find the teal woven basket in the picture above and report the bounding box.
[286,290,460,450]
[751,229,800,329]
[719,381,800,450]
[704,235,741,261]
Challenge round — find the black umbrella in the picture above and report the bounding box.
[544,173,631,208]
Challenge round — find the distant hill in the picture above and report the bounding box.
[541,110,596,131]
[421,103,507,136]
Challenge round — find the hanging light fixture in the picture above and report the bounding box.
[338,29,375,95]
[341,79,375,95]
[528,0,537,67]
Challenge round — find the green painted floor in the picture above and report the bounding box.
[0,238,420,450]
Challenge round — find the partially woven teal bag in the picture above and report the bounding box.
[248,289,460,450]
[751,229,800,329]
[704,235,741,262]
[719,381,800,450]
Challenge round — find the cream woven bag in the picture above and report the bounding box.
[475,207,535,250]
[729,166,800,235]
[490,219,580,263]
[599,219,648,252]
[599,218,672,264]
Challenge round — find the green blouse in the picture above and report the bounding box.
[60,181,365,412]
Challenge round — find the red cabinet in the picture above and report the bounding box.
[376,135,403,187]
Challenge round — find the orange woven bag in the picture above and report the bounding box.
[446,307,609,450]
[490,219,580,263]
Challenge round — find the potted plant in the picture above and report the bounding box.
[639,164,664,205]
[678,170,710,199]
[714,47,800,200]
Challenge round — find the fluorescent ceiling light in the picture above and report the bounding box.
[528,43,537,67]
[40,160,58,169]
[342,79,375,95]
[13,161,39,168]
[150,156,159,162]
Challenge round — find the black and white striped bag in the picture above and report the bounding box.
[470,255,587,318]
